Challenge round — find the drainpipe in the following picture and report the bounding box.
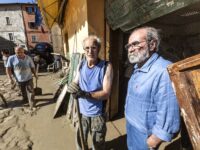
[104,0,106,60]
[21,4,29,50]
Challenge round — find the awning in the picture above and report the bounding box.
[37,0,68,28]
[106,0,200,32]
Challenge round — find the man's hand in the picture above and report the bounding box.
[9,78,14,85]
[67,82,91,99]
[67,82,80,94]
[73,89,91,99]
[147,134,162,149]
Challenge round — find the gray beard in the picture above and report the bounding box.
[128,49,150,64]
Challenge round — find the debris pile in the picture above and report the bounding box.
[0,79,33,150]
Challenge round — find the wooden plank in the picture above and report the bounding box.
[106,0,200,31]
[53,84,68,118]
[168,54,200,150]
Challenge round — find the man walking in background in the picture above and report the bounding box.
[1,49,10,74]
[67,35,113,150]
[125,26,180,150]
[6,46,37,109]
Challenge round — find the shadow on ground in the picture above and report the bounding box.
[106,135,127,150]
[164,138,181,150]
[35,98,55,108]
[0,97,55,109]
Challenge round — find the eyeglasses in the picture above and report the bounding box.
[84,46,98,52]
[125,41,147,50]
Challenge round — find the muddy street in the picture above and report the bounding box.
[0,61,76,150]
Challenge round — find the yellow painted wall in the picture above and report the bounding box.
[87,0,105,59]
[62,0,88,55]
[62,0,105,59]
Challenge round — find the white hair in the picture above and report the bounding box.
[82,35,101,49]
[131,26,161,51]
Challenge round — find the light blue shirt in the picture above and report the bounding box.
[6,55,35,82]
[79,60,106,117]
[125,53,180,142]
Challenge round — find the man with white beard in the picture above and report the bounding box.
[124,27,180,150]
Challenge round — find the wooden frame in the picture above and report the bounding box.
[168,53,200,150]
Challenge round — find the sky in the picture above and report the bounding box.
[0,0,36,4]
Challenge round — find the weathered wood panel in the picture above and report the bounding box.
[106,0,200,31]
[168,53,200,150]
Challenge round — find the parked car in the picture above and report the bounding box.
[31,42,54,67]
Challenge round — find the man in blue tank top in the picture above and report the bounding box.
[124,27,180,150]
[67,35,113,150]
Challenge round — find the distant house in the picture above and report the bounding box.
[0,2,51,54]
[21,3,52,50]
[0,3,26,54]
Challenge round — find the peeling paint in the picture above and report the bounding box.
[177,2,185,7]
[181,108,199,147]
[154,0,161,3]
[190,125,200,146]
[166,0,175,7]
[179,83,185,89]
[181,108,187,119]
[171,81,177,95]
[156,3,165,9]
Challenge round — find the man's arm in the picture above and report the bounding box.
[29,56,37,78]
[6,56,14,84]
[147,70,180,148]
[31,68,37,78]
[90,62,113,100]
[6,67,14,84]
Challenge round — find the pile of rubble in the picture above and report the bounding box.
[0,79,33,150]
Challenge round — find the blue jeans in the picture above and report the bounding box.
[126,121,149,150]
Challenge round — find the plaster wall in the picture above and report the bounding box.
[0,4,27,51]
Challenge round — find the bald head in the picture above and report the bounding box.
[15,46,25,59]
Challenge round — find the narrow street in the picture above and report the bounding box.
[0,61,76,150]
[0,61,127,150]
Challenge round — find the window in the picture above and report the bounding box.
[26,7,34,14]
[28,22,38,29]
[32,35,37,42]
[8,33,14,41]
[6,17,11,25]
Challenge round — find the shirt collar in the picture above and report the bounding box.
[15,54,26,60]
[134,53,159,73]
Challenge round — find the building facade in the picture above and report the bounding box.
[0,4,26,53]
[21,3,52,50]
[0,3,51,54]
